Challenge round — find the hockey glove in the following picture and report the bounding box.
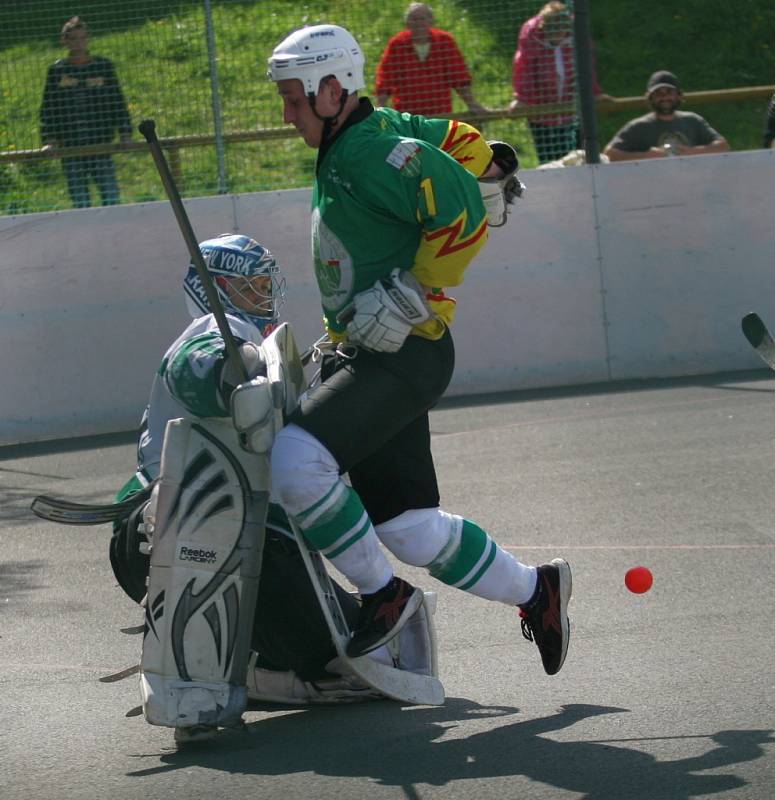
[479,140,525,227]
[346,268,431,353]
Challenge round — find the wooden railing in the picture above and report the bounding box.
[2,85,772,180]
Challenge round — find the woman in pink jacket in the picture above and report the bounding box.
[509,2,606,163]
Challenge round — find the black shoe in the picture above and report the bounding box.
[519,558,572,676]
[346,577,424,658]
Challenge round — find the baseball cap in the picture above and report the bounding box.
[646,70,681,95]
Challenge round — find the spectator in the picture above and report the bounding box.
[604,70,730,161]
[510,2,608,164]
[376,3,487,116]
[764,93,775,149]
[40,17,132,208]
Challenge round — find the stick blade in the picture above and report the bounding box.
[742,312,775,370]
[99,664,140,683]
[742,312,767,348]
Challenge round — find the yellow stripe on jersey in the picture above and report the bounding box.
[413,210,489,289]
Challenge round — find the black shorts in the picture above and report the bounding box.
[289,329,455,524]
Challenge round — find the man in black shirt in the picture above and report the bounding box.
[40,17,132,208]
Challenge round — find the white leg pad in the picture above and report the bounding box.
[286,514,445,706]
[140,418,269,729]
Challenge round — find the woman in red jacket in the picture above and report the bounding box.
[510,2,607,163]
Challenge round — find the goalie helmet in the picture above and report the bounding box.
[183,234,286,334]
[267,24,366,97]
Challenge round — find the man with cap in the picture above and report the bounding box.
[603,70,729,161]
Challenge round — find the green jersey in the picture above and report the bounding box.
[312,100,492,338]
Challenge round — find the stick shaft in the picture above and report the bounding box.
[138,119,248,382]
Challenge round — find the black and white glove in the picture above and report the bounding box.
[479,140,525,227]
[346,268,431,353]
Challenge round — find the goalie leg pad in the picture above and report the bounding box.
[140,419,268,729]
[246,652,384,705]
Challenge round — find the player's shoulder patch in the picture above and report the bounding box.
[386,139,422,177]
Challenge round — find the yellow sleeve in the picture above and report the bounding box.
[438,120,494,178]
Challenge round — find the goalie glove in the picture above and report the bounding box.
[479,140,525,227]
[346,268,432,353]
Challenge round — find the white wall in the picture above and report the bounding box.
[1,149,772,445]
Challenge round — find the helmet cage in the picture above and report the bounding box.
[183,234,286,333]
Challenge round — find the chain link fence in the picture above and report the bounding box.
[0,0,596,214]
[1,1,772,216]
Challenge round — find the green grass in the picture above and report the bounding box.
[1,0,773,214]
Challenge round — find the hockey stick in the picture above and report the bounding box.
[741,312,775,370]
[30,481,154,525]
[138,119,248,383]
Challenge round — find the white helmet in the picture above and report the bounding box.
[267,24,366,97]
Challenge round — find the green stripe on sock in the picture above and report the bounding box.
[295,481,344,528]
[297,485,368,552]
[324,514,371,558]
[458,538,498,590]
[428,519,488,586]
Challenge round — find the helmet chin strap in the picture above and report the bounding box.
[308,89,350,141]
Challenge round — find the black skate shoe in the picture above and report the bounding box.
[346,576,424,658]
[518,558,572,676]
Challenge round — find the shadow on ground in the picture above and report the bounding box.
[125,700,775,799]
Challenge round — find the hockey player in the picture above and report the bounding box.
[266,24,572,673]
[109,233,402,707]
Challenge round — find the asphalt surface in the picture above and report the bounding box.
[2,370,774,800]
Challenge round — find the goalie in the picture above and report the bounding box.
[109,233,435,735]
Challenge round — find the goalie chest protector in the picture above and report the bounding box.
[140,418,267,729]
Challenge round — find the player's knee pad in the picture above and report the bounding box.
[270,423,339,516]
[375,507,456,567]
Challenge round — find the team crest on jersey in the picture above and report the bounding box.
[312,209,354,310]
[386,140,422,177]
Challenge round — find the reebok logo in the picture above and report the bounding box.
[179,546,218,564]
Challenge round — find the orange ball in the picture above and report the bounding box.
[625,566,653,593]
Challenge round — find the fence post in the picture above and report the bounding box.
[573,0,601,164]
[203,0,228,193]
